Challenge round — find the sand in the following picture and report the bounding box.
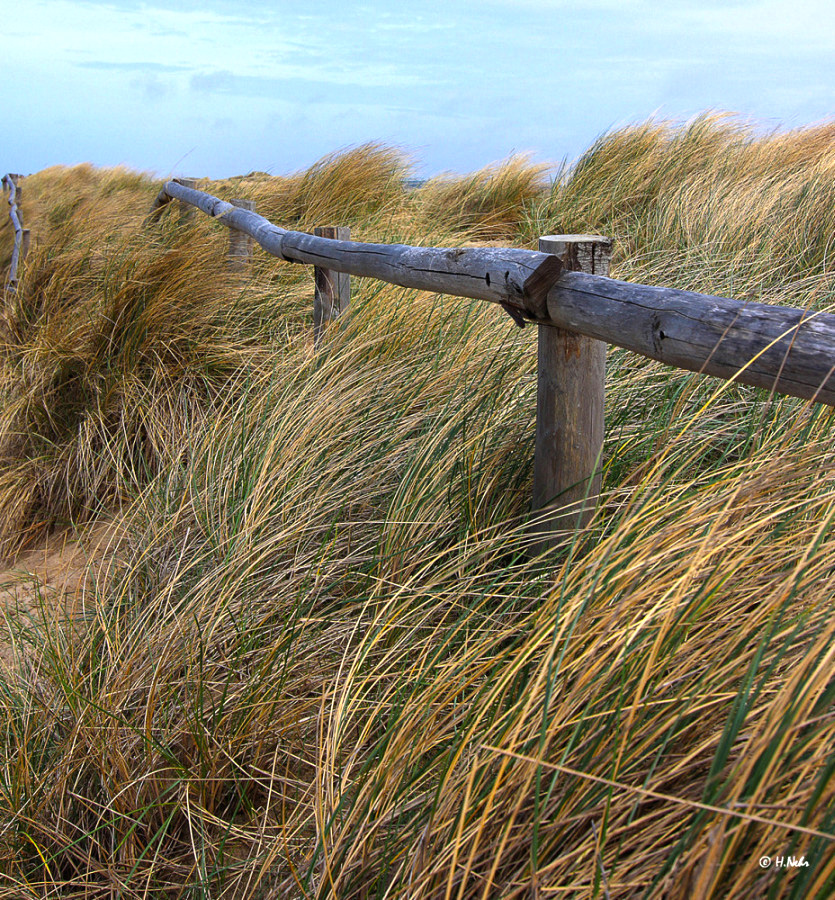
[0,520,123,668]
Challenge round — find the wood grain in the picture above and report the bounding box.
[547,273,835,405]
[151,180,563,317]
[531,236,610,544]
[2,174,25,292]
[152,180,835,406]
[228,199,256,271]
[313,226,351,347]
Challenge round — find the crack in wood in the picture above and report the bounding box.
[148,180,835,405]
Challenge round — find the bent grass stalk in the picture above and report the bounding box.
[1,123,835,897]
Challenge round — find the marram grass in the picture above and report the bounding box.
[1,117,835,898]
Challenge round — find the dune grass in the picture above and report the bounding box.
[1,116,835,898]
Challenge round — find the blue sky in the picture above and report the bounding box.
[3,0,834,179]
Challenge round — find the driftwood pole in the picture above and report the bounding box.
[313,225,351,347]
[228,199,255,270]
[149,181,835,406]
[530,235,612,547]
[14,180,29,264]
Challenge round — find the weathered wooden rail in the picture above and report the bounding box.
[2,174,29,293]
[7,173,835,549]
[150,178,835,544]
[151,179,835,407]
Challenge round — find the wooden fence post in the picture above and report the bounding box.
[530,234,612,549]
[9,177,29,262]
[313,225,351,347]
[4,175,25,293]
[228,199,255,270]
[178,178,198,224]
[10,176,22,229]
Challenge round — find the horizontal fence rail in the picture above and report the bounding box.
[547,274,835,406]
[4,172,834,551]
[150,177,835,548]
[152,179,835,407]
[150,180,562,318]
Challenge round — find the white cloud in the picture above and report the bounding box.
[3,0,834,178]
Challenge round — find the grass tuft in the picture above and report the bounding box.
[2,119,835,897]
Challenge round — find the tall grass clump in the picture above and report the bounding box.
[1,120,835,898]
[419,155,550,240]
[0,165,280,556]
[209,142,414,236]
[528,112,835,299]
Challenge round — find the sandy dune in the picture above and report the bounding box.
[0,521,122,667]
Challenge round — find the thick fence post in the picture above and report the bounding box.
[228,199,255,270]
[530,235,612,549]
[313,225,351,347]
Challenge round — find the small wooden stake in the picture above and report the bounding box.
[177,178,198,223]
[4,175,24,293]
[313,225,351,347]
[530,234,612,549]
[228,199,255,270]
[14,183,22,227]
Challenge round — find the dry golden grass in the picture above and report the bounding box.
[208,142,413,237]
[420,154,550,240]
[1,119,835,898]
[528,112,835,300]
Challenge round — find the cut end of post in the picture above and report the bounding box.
[538,235,612,277]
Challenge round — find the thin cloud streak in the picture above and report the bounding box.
[76,61,191,72]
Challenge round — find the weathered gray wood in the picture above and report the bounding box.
[3,174,24,292]
[547,273,835,406]
[11,182,22,227]
[178,178,198,223]
[228,199,255,270]
[151,179,835,407]
[314,226,351,347]
[150,180,562,317]
[531,236,611,545]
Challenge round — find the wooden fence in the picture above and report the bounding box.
[6,173,835,548]
[2,174,29,292]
